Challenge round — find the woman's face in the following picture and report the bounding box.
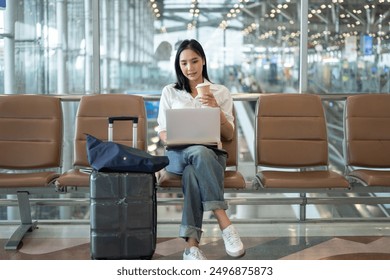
[179,48,204,85]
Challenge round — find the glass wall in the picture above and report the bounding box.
[0,0,156,95]
[307,1,390,94]
[1,1,389,96]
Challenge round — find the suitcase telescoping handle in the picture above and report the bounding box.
[108,116,138,148]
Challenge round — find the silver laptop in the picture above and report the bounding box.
[165,107,221,148]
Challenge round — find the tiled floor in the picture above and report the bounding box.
[1,221,390,260]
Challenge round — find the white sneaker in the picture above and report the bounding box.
[183,246,207,260]
[222,225,245,258]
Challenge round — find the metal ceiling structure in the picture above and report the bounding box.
[150,0,390,49]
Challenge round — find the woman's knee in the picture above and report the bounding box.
[187,145,216,162]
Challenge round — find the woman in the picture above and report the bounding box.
[157,39,245,260]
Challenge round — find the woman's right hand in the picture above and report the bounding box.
[159,131,167,144]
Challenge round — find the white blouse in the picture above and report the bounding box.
[157,80,234,135]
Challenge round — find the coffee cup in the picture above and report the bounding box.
[196,83,210,98]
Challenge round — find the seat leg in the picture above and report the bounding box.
[4,191,38,251]
[299,193,307,221]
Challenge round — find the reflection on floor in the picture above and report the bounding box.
[1,222,390,260]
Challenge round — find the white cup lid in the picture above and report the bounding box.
[196,83,209,88]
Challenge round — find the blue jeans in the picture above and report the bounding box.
[165,145,228,242]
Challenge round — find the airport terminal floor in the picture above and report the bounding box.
[1,205,390,260]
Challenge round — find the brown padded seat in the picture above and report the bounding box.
[55,94,147,189]
[157,109,246,190]
[55,169,90,188]
[0,95,62,189]
[345,94,390,187]
[255,93,349,189]
[0,94,63,250]
[348,170,390,187]
[0,172,60,188]
[158,170,246,189]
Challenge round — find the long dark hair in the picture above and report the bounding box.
[174,39,211,93]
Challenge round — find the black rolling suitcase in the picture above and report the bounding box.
[89,116,157,260]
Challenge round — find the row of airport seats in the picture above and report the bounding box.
[0,94,148,250]
[1,93,390,250]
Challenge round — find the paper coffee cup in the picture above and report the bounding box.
[196,83,210,97]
